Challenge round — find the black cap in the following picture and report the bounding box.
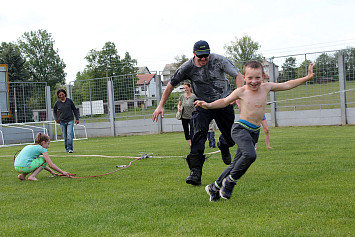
[193,40,210,55]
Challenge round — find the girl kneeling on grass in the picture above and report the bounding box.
[14,133,71,181]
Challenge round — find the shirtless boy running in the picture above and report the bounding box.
[194,60,315,201]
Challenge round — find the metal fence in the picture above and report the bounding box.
[267,50,355,113]
[0,49,354,124]
[70,74,157,122]
[0,82,88,146]
[0,49,355,144]
[2,82,49,123]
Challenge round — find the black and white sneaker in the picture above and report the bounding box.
[205,183,221,202]
[220,176,236,200]
[217,142,231,165]
[68,150,73,153]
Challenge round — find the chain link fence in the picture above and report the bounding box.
[1,49,355,145]
[2,82,48,123]
[268,50,355,113]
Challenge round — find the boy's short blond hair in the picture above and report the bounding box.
[243,60,264,75]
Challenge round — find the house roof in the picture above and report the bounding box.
[136,74,155,85]
[162,63,176,75]
[137,66,150,74]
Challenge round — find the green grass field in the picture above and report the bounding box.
[1,126,354,236]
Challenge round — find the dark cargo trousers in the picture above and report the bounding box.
[216,122,260,187]
[186,105,235,179]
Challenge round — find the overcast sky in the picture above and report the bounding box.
[1,0,355,83]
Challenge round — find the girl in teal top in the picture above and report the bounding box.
[14,133,71,181]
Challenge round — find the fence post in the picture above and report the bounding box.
[155,74,162,133]
[107,79,116,136]
[269,61,278,127]
[13,88,18,123]
[45,86,53,138]
[66,84,73,99]
[0,103,2,125]
[338,52,347,125]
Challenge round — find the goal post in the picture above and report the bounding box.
[0,64,10,119]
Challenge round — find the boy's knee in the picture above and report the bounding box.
[243,151,257,163]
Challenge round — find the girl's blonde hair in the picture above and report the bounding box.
[34,133,50,145]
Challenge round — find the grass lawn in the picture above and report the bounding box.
[1,125,354,236]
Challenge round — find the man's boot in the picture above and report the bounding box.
[186,168,201,186]
[186,154,205,186]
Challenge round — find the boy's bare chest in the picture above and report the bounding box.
[244,90,268,108]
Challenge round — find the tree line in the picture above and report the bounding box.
[175,35,355,83]
[167,36,354,110]
[0,29,139,123]
[0,29,138,88]
[1,30,353,112]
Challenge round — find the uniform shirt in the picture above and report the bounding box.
[53,98,79,123]
[170,53,239,103]
[14,145,48,167]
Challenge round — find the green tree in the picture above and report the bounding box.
[18,29,66,88]
[0,42,28,81]
[84,49,101,78]
[224,35,263,64]
[98,41,121,77]
[280,57,297,82]
[121,51,138,75]
[173,54,189,69]
[314,53,337,81]
[115,52,138,100]
[78,42,138,101]
[83,42,137,79]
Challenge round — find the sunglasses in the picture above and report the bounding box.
[196,54,210,59]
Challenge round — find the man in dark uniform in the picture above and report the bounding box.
[152,40,243,185]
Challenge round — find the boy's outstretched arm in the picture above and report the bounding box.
[271,63,315,91]
[194,88,241,109]
[194,98,230,109]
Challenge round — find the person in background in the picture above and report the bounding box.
[14,133,71,181]
[53,89,79,153]
[207,119,217,148]
[255,115,272,150]
[178,83,197,146]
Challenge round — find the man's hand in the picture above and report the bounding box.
[152,106,164,122]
